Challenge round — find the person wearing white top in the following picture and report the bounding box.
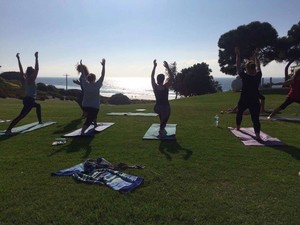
[78,59,105,135]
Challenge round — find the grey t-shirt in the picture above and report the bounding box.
[81,78,102,109]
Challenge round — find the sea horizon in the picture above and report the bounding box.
[36,76,285,100]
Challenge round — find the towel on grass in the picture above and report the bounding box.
[52,157,144,193]
[228,127,284,146]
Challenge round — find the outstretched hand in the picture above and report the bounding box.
[35,52,39,58]
[16,53,20,59]
[153,59,157,67]
[163,61,169,69]
[101,58,106,66]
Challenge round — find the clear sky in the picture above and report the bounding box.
[0,0,299,78]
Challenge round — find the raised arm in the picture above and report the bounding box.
[163,61,174,88]
[272,78,294,87]
[16,53,24,80]
[98,58,106,83]
[151,59,157,90]
[234,47,241,74]
[31,52,39,81]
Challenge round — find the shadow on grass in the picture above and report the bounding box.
[49,136,94,159]
[159,140,193,161]
[52,118,82,135]
[271,145,300,161]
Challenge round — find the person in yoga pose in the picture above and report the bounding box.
[151,60,175,137]
[5,52,42,135]
[73,64,90,117]
[235,47,262,140]
[268,68,300,118]
[78,59,105,135]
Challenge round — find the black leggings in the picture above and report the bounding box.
[279,97,300,110]
[236,98,261,134]
[154,104,170,130]
[7,97,42,131]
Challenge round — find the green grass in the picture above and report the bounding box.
[0,92,300,225]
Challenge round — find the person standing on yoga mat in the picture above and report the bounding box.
[5,52,42,135]
[151,60,175,137]
[268,68,300,119]
[235,47,262,140]
[73,63,90,118]
[78,59,105,135]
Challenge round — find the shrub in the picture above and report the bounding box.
[108,93,131,105]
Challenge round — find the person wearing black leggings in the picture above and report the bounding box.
[235,47,262,140]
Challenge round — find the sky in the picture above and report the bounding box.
[0,0,299,78]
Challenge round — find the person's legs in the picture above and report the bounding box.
[33,102,42,123]
[5,98,33,134]
[249,100,261,139]
[236,99,247,130]
[81,107,98,135]
[159,105,170,131]
[268,97,294,119]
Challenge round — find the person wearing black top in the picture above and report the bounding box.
[151,60,174,137]
[235,47,262,140]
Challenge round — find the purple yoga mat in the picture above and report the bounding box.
[228,127,284,146]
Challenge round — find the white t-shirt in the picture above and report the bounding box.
[81,78,103,109]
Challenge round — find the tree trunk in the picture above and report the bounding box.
[285,60,294,81]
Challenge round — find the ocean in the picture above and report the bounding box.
[36,76,285,100]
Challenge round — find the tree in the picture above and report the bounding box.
[175,63,221,97]
[164,62,179,99]
[218,21,278,75]
[263,21,300,80]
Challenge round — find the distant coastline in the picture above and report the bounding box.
[36,76,285,100]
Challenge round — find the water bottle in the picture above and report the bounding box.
[214,115,219,127]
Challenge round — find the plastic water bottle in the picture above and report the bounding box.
[214,115,219,127]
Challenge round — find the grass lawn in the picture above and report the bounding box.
[0,92,300,225]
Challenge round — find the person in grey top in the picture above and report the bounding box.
[78,59,105,135]
[5,52,42,135]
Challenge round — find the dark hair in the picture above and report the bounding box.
[26,67,35,76]
[87,73,96,82]
[157,74,165,84]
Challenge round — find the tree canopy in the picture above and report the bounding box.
[172,63,221,97]
[218,21,278,75]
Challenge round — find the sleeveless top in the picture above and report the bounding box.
[239,70,262,99]
[154,85,169,105]
[23,79,36,98]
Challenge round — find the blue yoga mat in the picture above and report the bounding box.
[143,124,177,140]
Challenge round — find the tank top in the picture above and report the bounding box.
[154,86,169,105]
[23,79,36,98]
[288,79,300,101]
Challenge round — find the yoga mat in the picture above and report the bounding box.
[0,121,56,136]
[260,116,300,122]
[0,119,10,123]
[107,112,158,117]
[64,122,114,137]
[228,127,284,146]
[143,124,177,140]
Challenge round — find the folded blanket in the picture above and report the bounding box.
[52,157,144,193]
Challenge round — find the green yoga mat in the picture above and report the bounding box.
[0,121,56,136]
[143,124,177,140]
[107,112,158,117]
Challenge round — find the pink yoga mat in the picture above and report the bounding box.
[228,127,284,146]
